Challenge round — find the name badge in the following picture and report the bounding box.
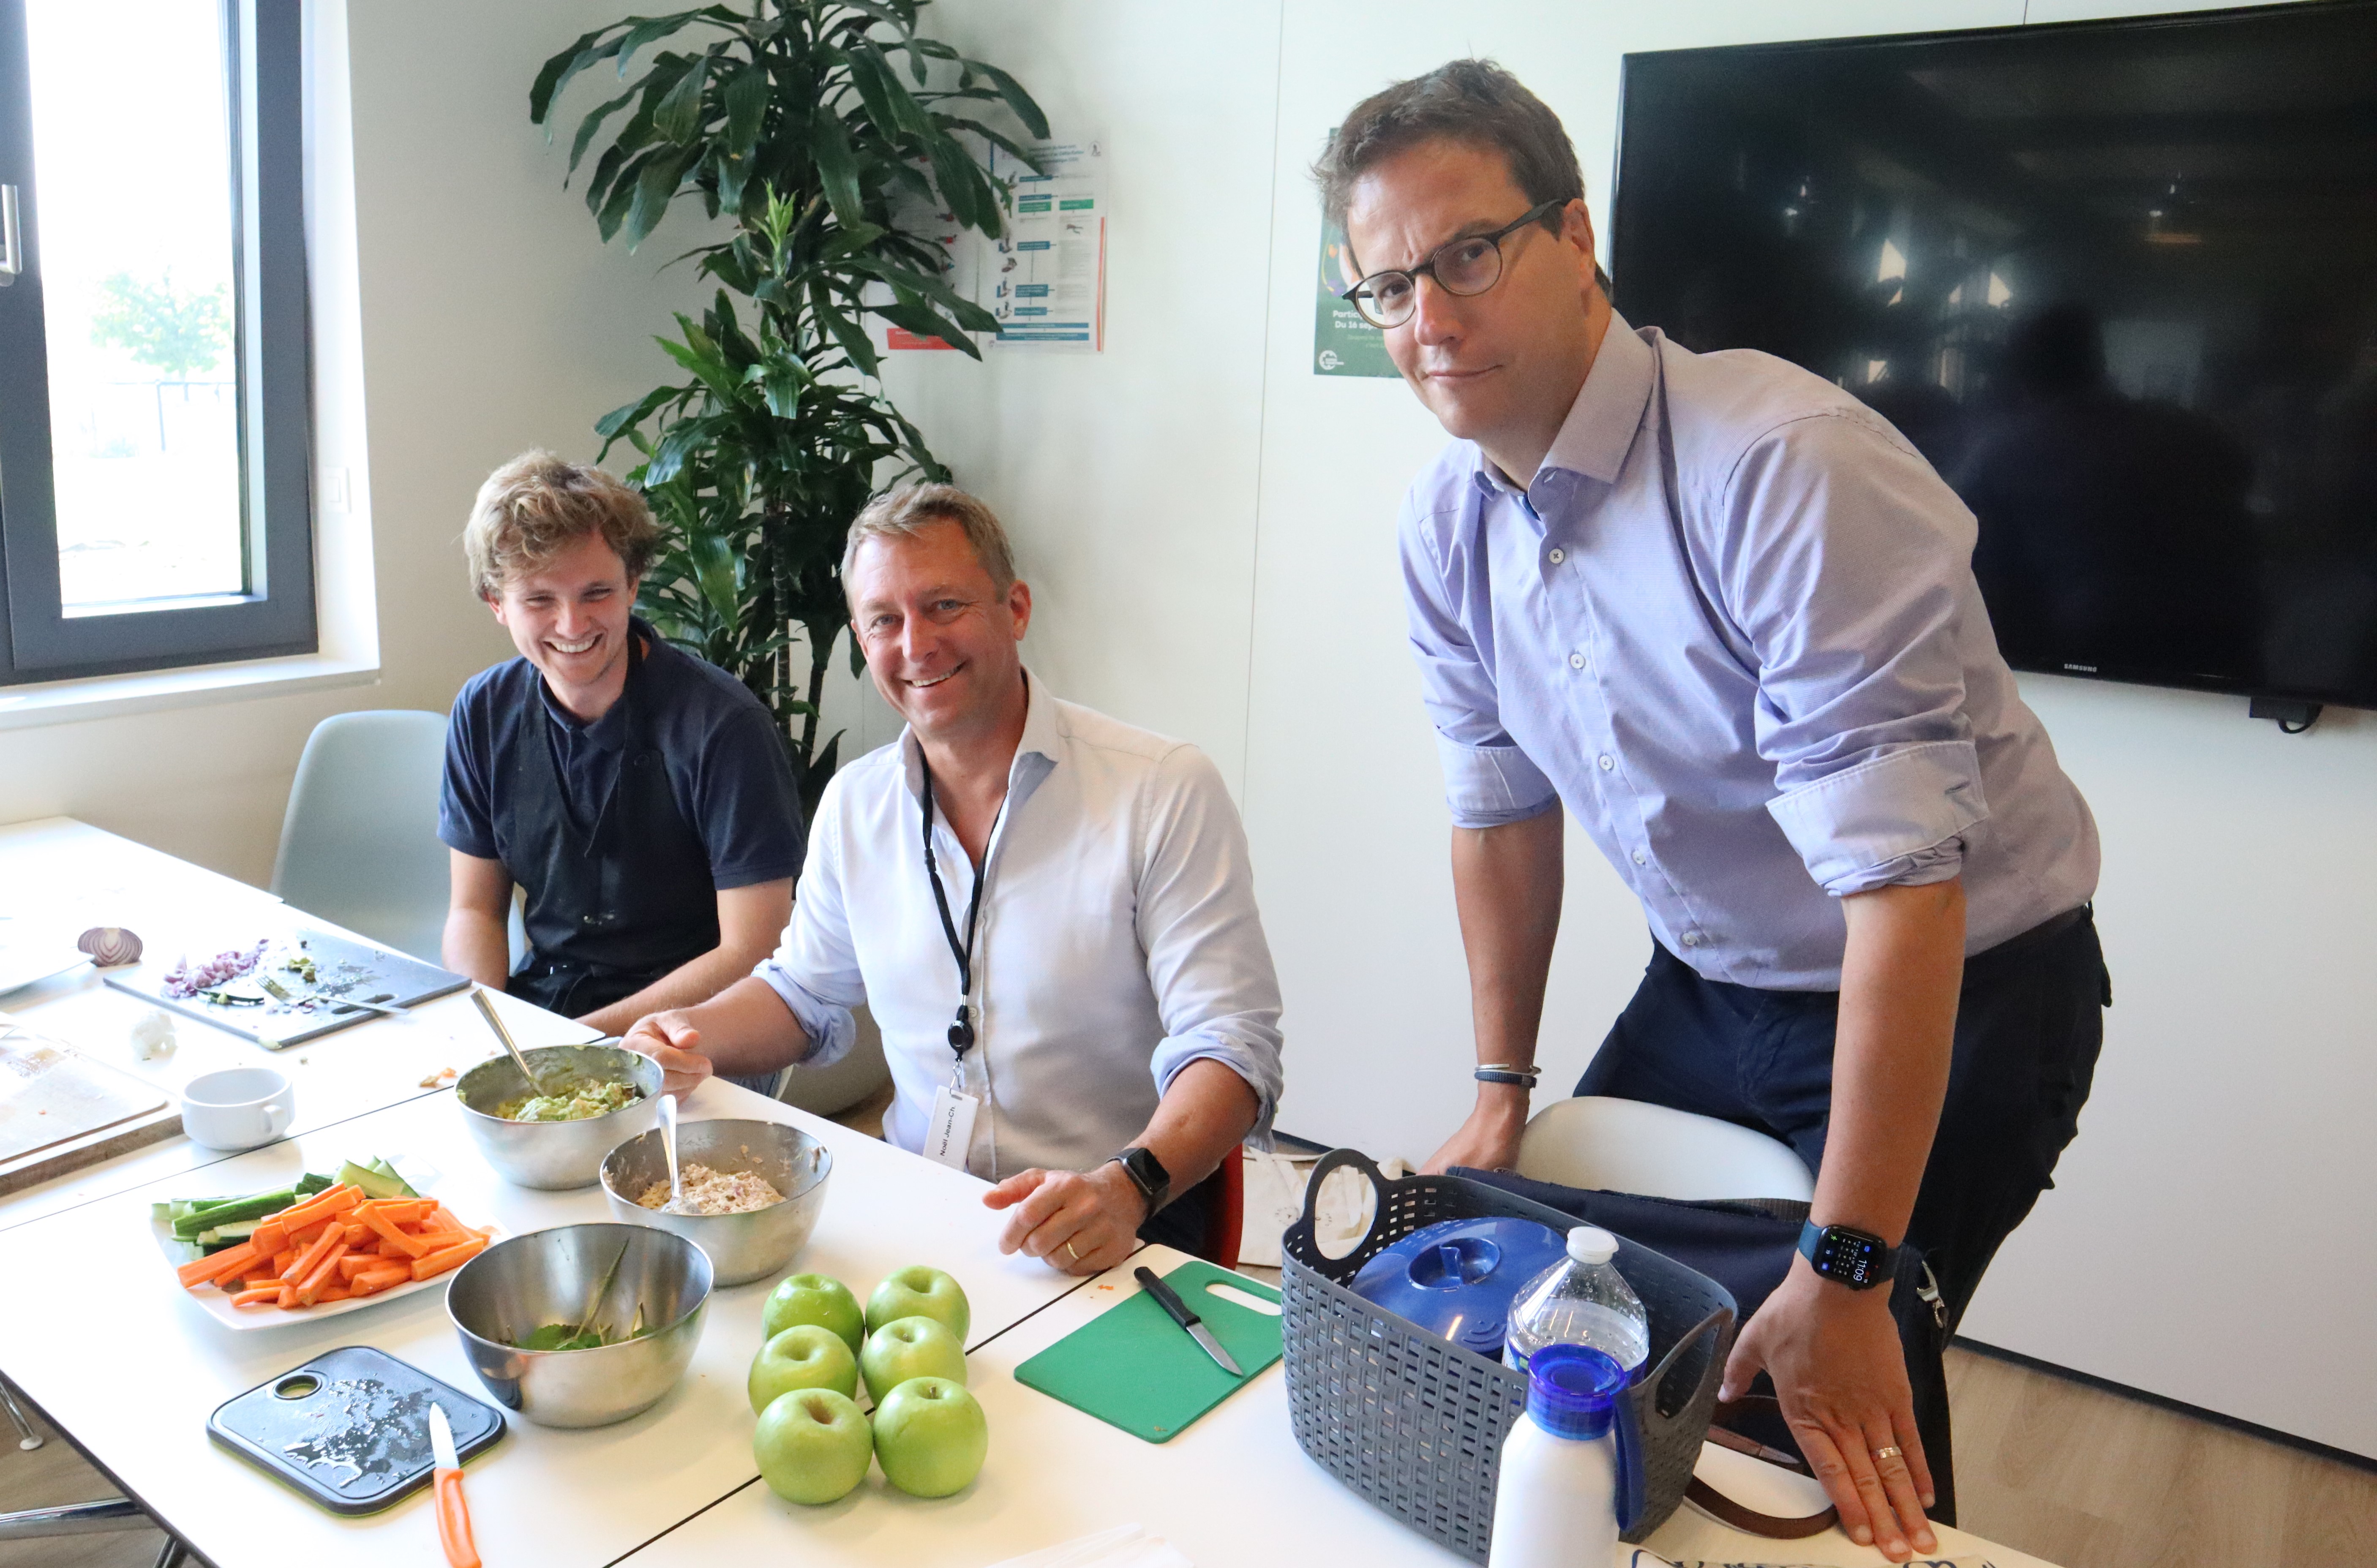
[923,1084,980,1171]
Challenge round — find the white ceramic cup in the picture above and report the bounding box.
[180,1067,296,1151]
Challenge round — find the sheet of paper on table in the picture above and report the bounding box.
[1631,1552,2003,1568]
[981,1522,1192,1568]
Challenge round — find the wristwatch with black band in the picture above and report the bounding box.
[1797,1220,1902,1290]
[1108,1146,1171,1219]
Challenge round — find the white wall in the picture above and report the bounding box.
[7,0,2366,1457]
[0,0,716,885]
[893,0,2374,1459]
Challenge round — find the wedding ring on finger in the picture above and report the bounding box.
[1871,1445,1903,1463]
[1063,1240,1081,1262]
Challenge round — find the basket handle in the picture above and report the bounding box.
[1640,1303,1734,1428]
[1286,1147,1387,1271]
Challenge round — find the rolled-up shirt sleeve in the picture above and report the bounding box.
[1718,411,1990,896]
[753,781,863,1071]
[1401,493,1561,829]
[1134,745,1285,1150]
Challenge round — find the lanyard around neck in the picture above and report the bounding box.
[919,759,1004,1063]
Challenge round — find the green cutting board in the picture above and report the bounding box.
[1014,1260,1283,1443]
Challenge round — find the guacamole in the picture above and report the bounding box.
[494,1078,641,1122]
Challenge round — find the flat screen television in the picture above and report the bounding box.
[1610,2,2377,713]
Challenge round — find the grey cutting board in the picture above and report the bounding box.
[105,925,470,1048]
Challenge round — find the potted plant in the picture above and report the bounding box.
[532,1,1046,815]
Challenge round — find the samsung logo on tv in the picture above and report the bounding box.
[2062,663,2099,673]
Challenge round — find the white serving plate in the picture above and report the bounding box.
[151,1192,501,1333]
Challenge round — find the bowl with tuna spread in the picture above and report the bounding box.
[599,1117,831,1286]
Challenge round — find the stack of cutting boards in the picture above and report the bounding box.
[0,1018,179,1196]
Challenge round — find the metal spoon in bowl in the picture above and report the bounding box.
[657,1092,684,1213]
[469,987,550,1098]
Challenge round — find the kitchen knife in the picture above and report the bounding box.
[1133,1265,1244,1377]
[428,1404,480,1568]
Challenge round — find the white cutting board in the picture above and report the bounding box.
[0,1020,179,1184]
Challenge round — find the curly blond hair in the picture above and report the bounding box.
[463,450,660,600]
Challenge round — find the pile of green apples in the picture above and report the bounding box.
[747,1264,988,1505]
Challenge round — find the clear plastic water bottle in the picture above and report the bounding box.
[1502,1225,1649,1377]
[1486,1343,1641,1568]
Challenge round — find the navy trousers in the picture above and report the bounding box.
[1573,908,2110,1331]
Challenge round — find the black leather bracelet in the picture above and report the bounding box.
[1474,1065,1541,1088]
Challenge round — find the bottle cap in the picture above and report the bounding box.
[1522,1343,1628,1440]
[1565,1225,1619,1266]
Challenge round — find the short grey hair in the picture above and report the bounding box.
[841,483,1017,594]
[1314,58,1611,291]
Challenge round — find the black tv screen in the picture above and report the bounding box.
[1610,2,2377,711]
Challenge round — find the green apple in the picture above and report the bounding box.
[866,1264,969,1341]
[753,1387,872,1506]
[860,1315,968,1404]
[763,1273,865,1356]
[871,1375,987,1497]
[749,1323,861,1414]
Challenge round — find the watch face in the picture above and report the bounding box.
[1815,1228,1888,1288]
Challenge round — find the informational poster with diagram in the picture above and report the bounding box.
[983,138,1105,351]
[1314,218,1398,378]
[881,137,1106,355]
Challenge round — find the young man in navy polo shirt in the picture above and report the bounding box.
[439,452,803,1048]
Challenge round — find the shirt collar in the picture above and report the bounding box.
[900,666,1061,802]
[1469,310,1656,499]
[535,616,651,753]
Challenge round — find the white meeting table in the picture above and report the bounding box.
[0,815,2062,1568]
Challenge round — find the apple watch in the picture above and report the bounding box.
[1108,1146,1171,1218]
[1797,1220,1901,1290]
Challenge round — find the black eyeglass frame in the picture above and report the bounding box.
[1337,197,1570,329]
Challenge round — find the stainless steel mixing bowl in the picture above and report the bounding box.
[598,1117,832,1287]
[446,1222,711,1428]
[455,1045,664,1190]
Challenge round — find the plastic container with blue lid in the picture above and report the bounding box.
[1347,1216,1567,1358]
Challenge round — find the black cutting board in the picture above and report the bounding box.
[105,925,470,1048]
[207,1345,504,1515]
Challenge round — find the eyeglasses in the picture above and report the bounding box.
[1338,199,1567,330]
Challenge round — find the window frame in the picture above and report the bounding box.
[0,0,313,685]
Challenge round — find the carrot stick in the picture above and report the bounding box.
[276,1283,297,1309]
[314,1284,352,1304]
[357,1198,435,1223]
[284,1225,342,1289]
[271,1184,360,1234]
[410,1237,485,1282]
[231,1286,283,1307]
[271,1247,300,1278]
[295,1241,350,1306]
[341,1221,372,1247]
[349,1264,412,1296]
[361,1208,433,1258]
[251,1220,288,1255]
[424,1205,471,1234]
[336,1255,379,1282]
[178,1239,264,1289]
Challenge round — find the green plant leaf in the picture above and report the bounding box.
[963,59,1049,139]
[652,51,713,142]
[688,530,742,629]
[808,111,867,230]
[624,145,700,248]
[811,280,881,379]
[568,87,641,178]
[722,62,769,155]
[530,27,624,126]
[924,131,986,231]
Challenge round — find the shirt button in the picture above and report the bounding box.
[1632,851,1646,866]
[1547,547,1566,564]
[1597,754,1614,771]
[1568,651,1586,670]
[1681,931,1702,948]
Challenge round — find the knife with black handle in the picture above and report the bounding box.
[1133,1265,1244,1377]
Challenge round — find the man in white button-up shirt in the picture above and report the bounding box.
[623,485,1284,1274]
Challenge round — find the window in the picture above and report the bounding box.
[0,0,311,685]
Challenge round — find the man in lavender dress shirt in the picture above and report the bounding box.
[1321,62,2107,1562]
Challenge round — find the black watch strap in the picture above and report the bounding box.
[1797,1220,1901,1290]
[1109,1146,1170,1216]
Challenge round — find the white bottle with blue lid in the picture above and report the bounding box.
[1503,1224,1649,1377]
[1486,1343,1644,1568]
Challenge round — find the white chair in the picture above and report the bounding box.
[1516,1096,1816,1203]
[270,710,452,964]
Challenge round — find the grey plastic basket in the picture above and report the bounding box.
[1281,1149,1736,1560]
